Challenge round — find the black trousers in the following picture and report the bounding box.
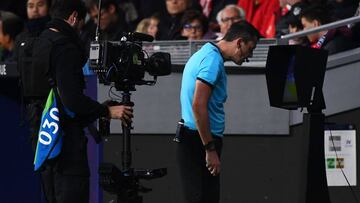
[40,124,90,203]
[176,128,223,203]
[40,159,89,203]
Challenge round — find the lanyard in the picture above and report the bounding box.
[311,32,328,49]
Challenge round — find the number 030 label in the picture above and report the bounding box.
[38,107,60,145]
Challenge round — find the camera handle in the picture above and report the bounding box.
[120,90,133,171]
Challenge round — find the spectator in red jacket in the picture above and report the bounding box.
[238,0,280,38]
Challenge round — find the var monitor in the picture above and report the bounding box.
[265,45,328,110]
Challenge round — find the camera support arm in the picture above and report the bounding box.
[99,89,167,203]
[120,90,133,170]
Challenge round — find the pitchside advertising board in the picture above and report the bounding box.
[324,124,357,186]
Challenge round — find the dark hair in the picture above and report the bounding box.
[50,0,86,20]
[46,0,53,7]
[0,11,24,40]
[288,15,303,30]
[85,0,97,12]
[150,13,160,21]
[288,3,308,30]
[180,10,208,34]
[27,0,53,8]
[299,4,333,25]
[223,21,260,42]
[95,0,119,13]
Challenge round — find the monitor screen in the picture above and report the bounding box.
[265,45,327,110]
[282,55,298,103]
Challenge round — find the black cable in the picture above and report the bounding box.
[108,86,122,101]
[325,123,360,203]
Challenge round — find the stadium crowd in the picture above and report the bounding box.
[0,0,360,62]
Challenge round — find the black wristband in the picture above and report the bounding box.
[204,140,216,151]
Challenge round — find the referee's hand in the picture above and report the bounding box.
[205,151,221,176]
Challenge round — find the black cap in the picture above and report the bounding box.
[288,2,307,29]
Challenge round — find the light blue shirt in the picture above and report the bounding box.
[180,42,227,137]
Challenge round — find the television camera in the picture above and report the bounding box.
[89,31,171,203]
[89,32,171,91]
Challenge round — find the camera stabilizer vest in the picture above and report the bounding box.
[18,32,69,100]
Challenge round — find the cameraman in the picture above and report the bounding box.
[178,21,260,203]
[34,0,133,202]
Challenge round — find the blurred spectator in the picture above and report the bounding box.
[26,0,50,19]
[287,11,310,45]
[157,0,196,40]
[80,0,98,54]
[275,0,308,38]
[288,10,303,33]
[13,0,51,70]
[136,18,150,33]
[300,4,355,54]
[328,0,359,20]
[15,0,51,45]
[0,0,27,20]
[180,10,208,40]
[86,0,99,25]
[134,14,160,40]
[0,11,24,62]
[275,0,291,24]
[215,4,245,40]
[132,0,166,20]
[238,0,280,38]
[147,14,160,39]
[94,0,129,41]
[198,0,238,32]
[118,0,139,31]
